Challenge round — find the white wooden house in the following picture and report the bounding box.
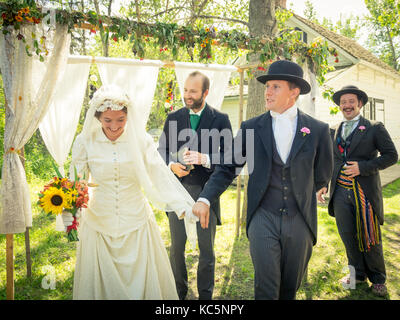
[221,13,400,152]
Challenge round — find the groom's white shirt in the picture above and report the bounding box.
[270,104,298,163]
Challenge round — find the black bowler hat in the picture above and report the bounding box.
[256,60,311,95]
[332,85,369,106]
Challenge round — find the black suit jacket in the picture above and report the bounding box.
[158,103,233,225]
[199,109,334,244]
[328,116,398,224]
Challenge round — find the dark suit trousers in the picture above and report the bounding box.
[248,206,313,300]
[332,186,386,284]
[168,183,217,300]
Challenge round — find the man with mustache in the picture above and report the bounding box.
[317,85,398,296]
[158,71,232,300]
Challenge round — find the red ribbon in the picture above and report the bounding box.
[67,216,79,233]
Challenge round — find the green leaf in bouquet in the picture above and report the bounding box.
[67,229,79,242]
[51,162,63,179]
[74,166,78,182]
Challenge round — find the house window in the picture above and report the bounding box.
[363,98,385,123]
[294,27,307,43]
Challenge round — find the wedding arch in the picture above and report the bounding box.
[0,23,246,300]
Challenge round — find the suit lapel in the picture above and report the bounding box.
[179,107,190,131]
[256,112,273,159]
[288,110,310,161]
[332,123,342,158]
[347,116,368,157]
[196,103,215,132]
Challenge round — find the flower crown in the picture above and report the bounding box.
[89,84,132,112]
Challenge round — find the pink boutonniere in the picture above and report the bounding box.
[359,125,366,132]
[300,127,311,136]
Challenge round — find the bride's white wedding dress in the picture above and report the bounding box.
[71,128,180,299]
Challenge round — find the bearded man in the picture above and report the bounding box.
[158,71,232,300]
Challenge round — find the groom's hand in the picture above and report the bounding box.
[193,201,210,229]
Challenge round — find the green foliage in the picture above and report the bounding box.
[364,0,400,70]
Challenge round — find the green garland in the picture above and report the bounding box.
[0,1,338,85]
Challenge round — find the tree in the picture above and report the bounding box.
[303,0,318,23]
[364,0,400,70]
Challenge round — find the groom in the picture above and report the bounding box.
[158,71,232,300]
[193,60,334,299]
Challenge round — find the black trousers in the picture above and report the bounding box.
[168,184,217,300]
[332,185,386,284]
[248,206,313,300]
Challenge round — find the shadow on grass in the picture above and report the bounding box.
[218,232,253,300]
[338,282,390,300]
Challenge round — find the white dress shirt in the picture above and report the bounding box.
[270,105,298,163]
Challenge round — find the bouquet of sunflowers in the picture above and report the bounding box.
[37,166,90,241]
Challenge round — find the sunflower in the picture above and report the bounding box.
[40,187,72,215]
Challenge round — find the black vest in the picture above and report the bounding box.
[260,137,299,216]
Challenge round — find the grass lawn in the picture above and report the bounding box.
[1,178,399,300]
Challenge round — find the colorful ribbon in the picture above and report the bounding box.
[337,168,380,252]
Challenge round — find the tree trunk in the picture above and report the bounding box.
[241,0,278,230]
[385,26,399,71]
[247,0,278,120]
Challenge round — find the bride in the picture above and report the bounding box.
[62,84,197,300]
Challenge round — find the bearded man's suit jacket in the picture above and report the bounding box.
[158,103,232,225]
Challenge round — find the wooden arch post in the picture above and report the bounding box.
[235,69,245,238]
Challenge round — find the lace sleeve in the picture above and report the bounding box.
[69,134,89,180]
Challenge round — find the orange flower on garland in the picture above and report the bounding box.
[15,15,23,22]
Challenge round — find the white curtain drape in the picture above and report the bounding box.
[0,24,71,234]
[96,57,163,127]
[39,60,91,174]
[174,61,237,110]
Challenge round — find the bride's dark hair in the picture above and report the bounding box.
[94,106,128,120]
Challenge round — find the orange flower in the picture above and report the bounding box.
[15,15,23,22]
[26,16,34,23]
[22,7,30,15]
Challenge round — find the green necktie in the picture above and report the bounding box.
[343,120,357,140]
[190,114,201,131]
